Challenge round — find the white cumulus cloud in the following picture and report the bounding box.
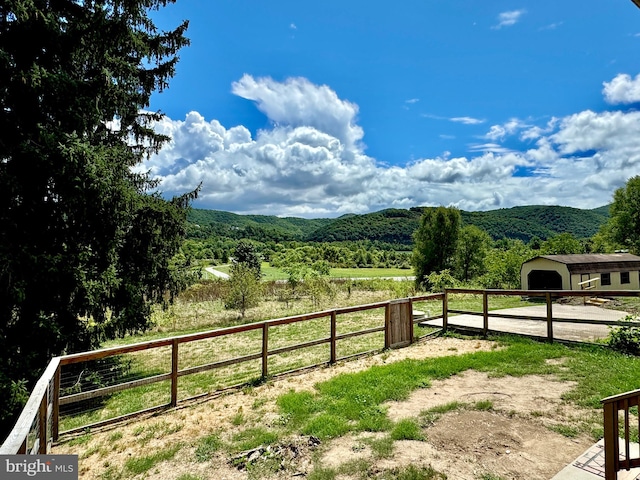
[603,73,640,104]
[139,73,640,217]
[231,74,364,150]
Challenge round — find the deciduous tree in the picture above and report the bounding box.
[232,241,262,280]
[540,233,583,255]
[224,263,262,318]
[412,207,460,290]
[609,176,640,254]
[455,225,492,281]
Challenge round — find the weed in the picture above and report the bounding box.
[108,431,123,442]
[474,400,494,411]
[366,435,395,458]
[357,405,392,432]
[232,411,245,426]
[80,444,102,459]
[308,466,337,480]
[123,443,182,475]
[478,474,508,480]
[419,401,464,426]
[177,475,205,480]
[378,464,447,480]
[608,317,640,355]
[252,397,268,409]
[337,458,371,477]
[391,418,425,441]
[276,390,324,427]
[426,401,464,415]
[67,432,92,446]
[194,432,222,462]
[100,465,120,480]
[549,424,580,438]
[130,420,183,446]
[231,427,279,452]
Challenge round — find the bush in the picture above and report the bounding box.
[608,315,640,356]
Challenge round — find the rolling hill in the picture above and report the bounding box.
[188,205,610,245]
[187,209,334,242]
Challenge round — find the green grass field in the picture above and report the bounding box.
[203,263,413,282]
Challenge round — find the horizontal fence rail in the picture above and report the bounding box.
[1,293,443,454]
[438,288,640,343]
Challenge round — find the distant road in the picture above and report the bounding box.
[332,276,416,281]
[204,267,230,279]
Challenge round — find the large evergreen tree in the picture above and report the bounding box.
[0,0,195,435]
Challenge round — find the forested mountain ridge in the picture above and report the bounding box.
[188,205,610,244]
[187,209,334,242]
[305,208,423,244]
[460,205,610,242]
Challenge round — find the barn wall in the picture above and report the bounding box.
[573,271,640,291]
[521,257,640,291]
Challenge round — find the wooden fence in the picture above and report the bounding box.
[441,288,639,343]
[4,287,640,480]
[0,293,442,455]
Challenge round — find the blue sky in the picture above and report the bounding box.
[142,0,640,217]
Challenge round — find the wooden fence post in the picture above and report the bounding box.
[330,311,337,364]
[409,297,415,344]
[443,290,449,332]
[52,362,60,442]
[38,390,47,454]
[384,303,391,349]
[483,291,489,337]
[603,401,619,480]
[262,323,269,378]
[171,339,179,407]
[546,292,553,343]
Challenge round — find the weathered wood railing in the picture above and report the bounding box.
[442,288,640,342]
[0,293,442,454]
[602,389,640,480]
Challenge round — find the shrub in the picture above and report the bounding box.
[608,315,640,356]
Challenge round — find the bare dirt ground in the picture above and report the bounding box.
[55,337,595,480]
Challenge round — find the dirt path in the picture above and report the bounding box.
[55,337,595,480]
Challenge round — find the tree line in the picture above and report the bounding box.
[411,180,639,291]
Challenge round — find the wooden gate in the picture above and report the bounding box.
[387,299,413,348]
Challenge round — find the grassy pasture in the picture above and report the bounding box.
[204,263,413,281]
[61,334,640,480]
[57,283,541,434]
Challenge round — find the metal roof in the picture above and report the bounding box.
[532,254,640,274]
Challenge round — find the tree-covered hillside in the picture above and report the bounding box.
[187,209,334,242]
[460,205,610,242]
[189,205,610,245]
[306,205,610,244]
[305,208,422,244]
